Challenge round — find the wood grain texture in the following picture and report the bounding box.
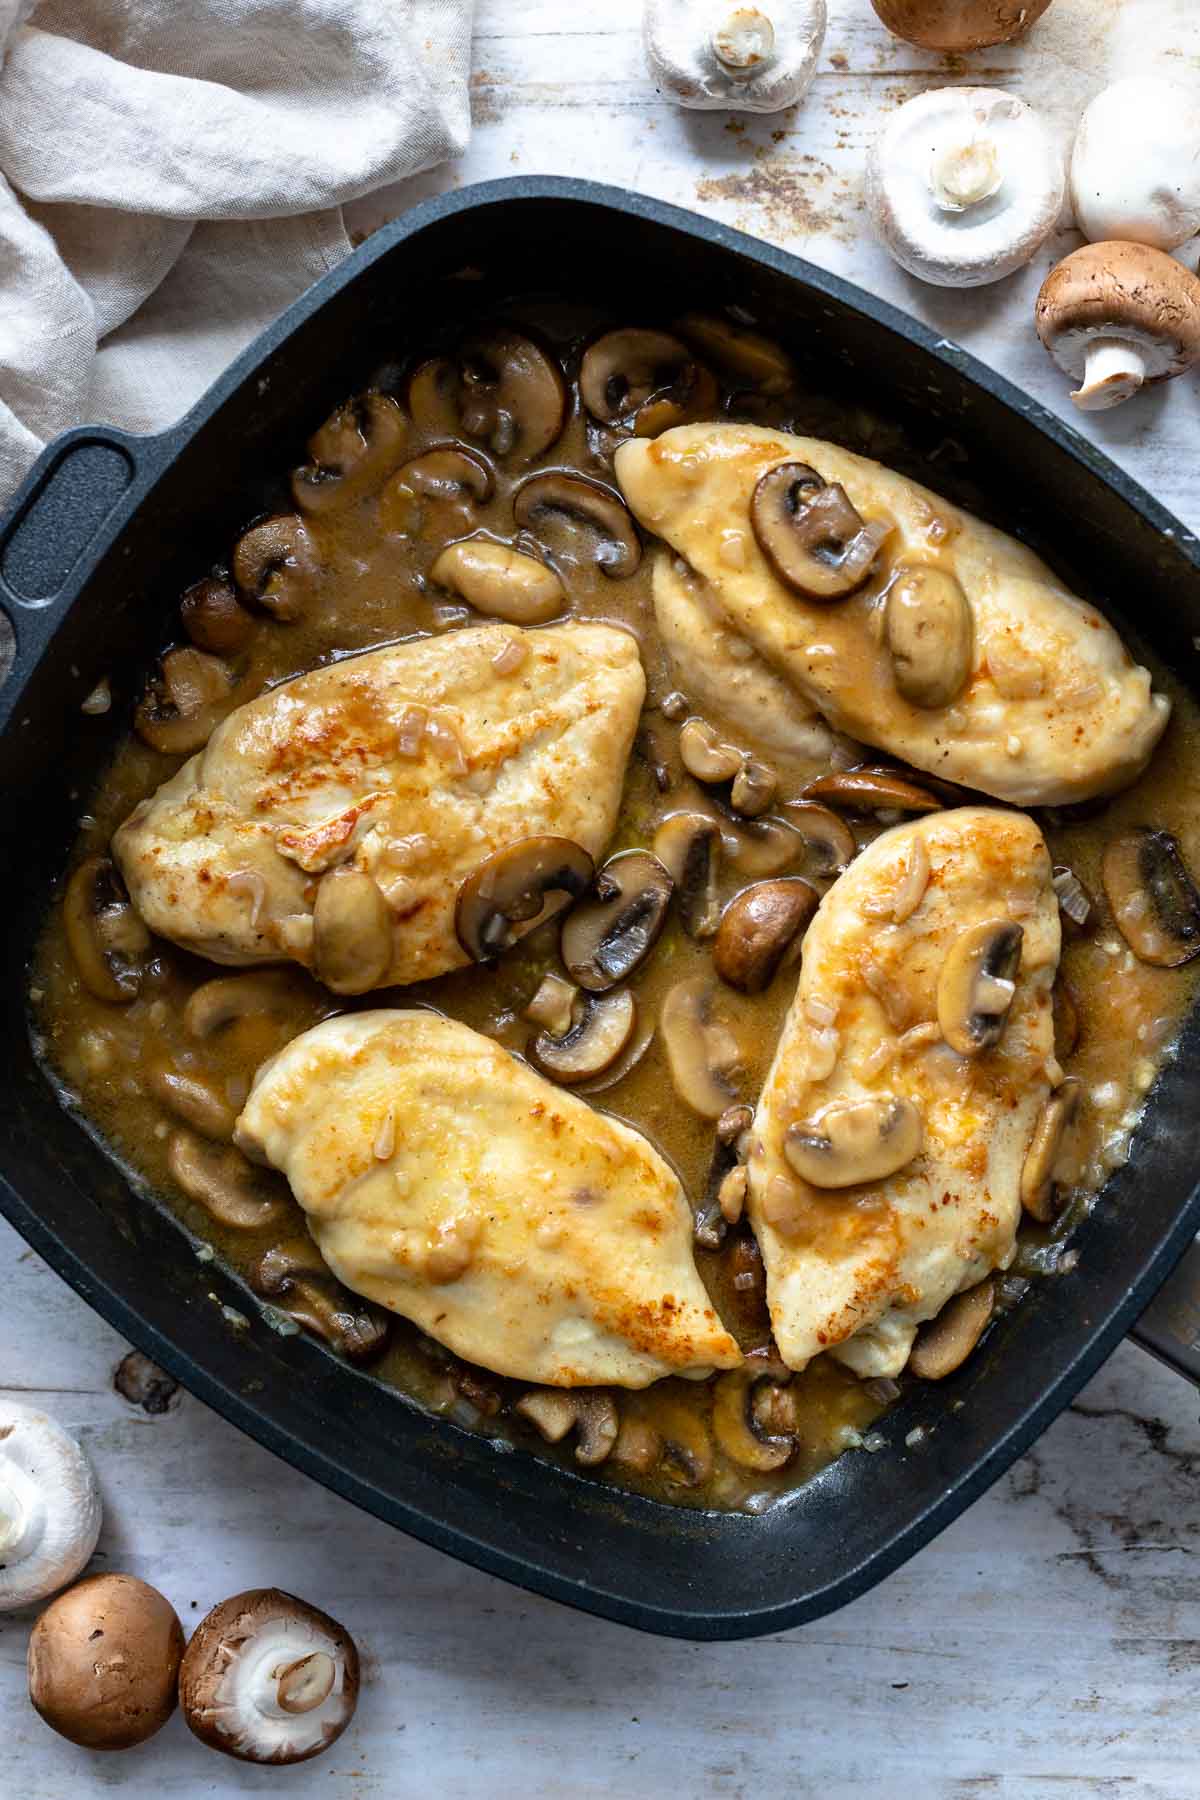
[6,2,1200,1793]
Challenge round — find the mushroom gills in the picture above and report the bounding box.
[1102,829,1200,967]
[936,917,1024,1055]
[292,392,407,513]
[248,1242,393,1364]
[751,461,889,600]
[784,1094,923,1190]
[560,850,673,990]
[711,1364,797,1471]
[579,328,716,435]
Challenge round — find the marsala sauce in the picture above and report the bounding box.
[29,303,1200,1512]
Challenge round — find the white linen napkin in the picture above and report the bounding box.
[0,0,474,500]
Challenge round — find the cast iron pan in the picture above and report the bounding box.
[2,179,1200,1642]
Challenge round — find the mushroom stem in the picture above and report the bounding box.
[1071,338,1147,412]
[712,9,775,72]
[929,137,1002,212]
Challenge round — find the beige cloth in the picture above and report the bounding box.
[0,0,474,499]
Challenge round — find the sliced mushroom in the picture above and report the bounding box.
[751,462,889,601]
[801,767,942,815]
[528,989,637,1085]
[1102,828,1200,967]
[429,539,565,623]
[937,918,1024,1056]
[781,800,857,885]
[726,815,808,879]
[513,472,641,578]
[711,1364,797,1472]
[184,969,311,1039]
[907,1279,995,1381]
[730,759,778,819]
[1020,1077,1083,1223]
[561,850,673,991]
[884,565,974,708]
[654,1397,714,1488]
[675,313,796,395]
[784,1094,923,1189]
[166,1132,288,1231]
[312,869,393,995]
[291,391,408,513]
[456,837,594,962]
[578,328,716,434]
[409,331,566,464]
[714,878,817,994]
[392,445,494,504]
[232,514,316,621]
[514,1390,619,1466]
[653,812,723,938]
[180,576,254,654]
[135,646,235,754]
[660,975,744,1118]
[679,716,743,784]
[694,1136,738,1251]
[63,855,150,1003]
[248,1242,392,1363]
[610,1414,662,1475]
[148,1065,237,1140]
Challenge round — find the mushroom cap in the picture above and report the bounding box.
[1035,241,1200,382]
[870,0,1053,50]
[27,1573,183,1750]
[178,1587,359,1765]
[867,87,1064,288]
[1070,78,1200,251]
[644,0,827,114]
[0,1402,101,1611]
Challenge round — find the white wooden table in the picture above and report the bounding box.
[6,3,1200,1794]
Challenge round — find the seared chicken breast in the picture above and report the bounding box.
[746,807,1060,1377]
[115,623,643,989]
[236,1011,741,1388]
[616,424,1168,806]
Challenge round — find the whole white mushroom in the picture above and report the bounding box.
[867,87,1064,287]
[0,1402,101,1611]
[644,0,826,113]
[1070,78,1200,251]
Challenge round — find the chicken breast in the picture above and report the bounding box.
[114,622,644,988]
[653,553,834,779]
[745,807,1060,1377]
[616,424,1168,806]
[235,1010,741,1388]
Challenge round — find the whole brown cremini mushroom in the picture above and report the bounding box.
[28,1573,184,1750]
[1036,242,1200,412]
[870,1,1053,50]
[179,1588,359,1765]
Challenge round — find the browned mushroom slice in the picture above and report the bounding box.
[148,1066,237,1141]
[579,328,716,435]
[560,850,673,991]
[135,647,235,754]
[232,514,316,621]
[180,576,254,654]
[248,1242,393,1363]
[1020,1077,1083,1223]
[513,472,641,578]
[610,1414,662,1474]
[1102,828,1200,967]
[528,989,637,1085]
[513,1390,619,1466]
[726,815,808,879]
[675,313,796,395]
[693,1136,739,1250]
[429,539,565,624]
[678,716,743,784]
[730,759,778,819]
[409,331,566,464]
[455,836,595,962]
[184,969,314,1039]
[660,975,745,1118]
[801,767,943,815]
[653,812,723,938]
[393,444,494,504]
[784,1094,923,1189]
[884,566,974,709]
[711,1364,797,1472]
[907,1278,995,1381]
[937,918,1024,1056]
[312,869,394,995]
[291,391,408,514]
[655,1397,714,1488]
[166,1132,289,1232]
[63,856,150,1003]
[751,461,890,600]
[713,878,817,994]
[781,800,857,885]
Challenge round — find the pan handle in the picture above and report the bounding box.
[0,427,146,609]
[1130,1238,1200,1387]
